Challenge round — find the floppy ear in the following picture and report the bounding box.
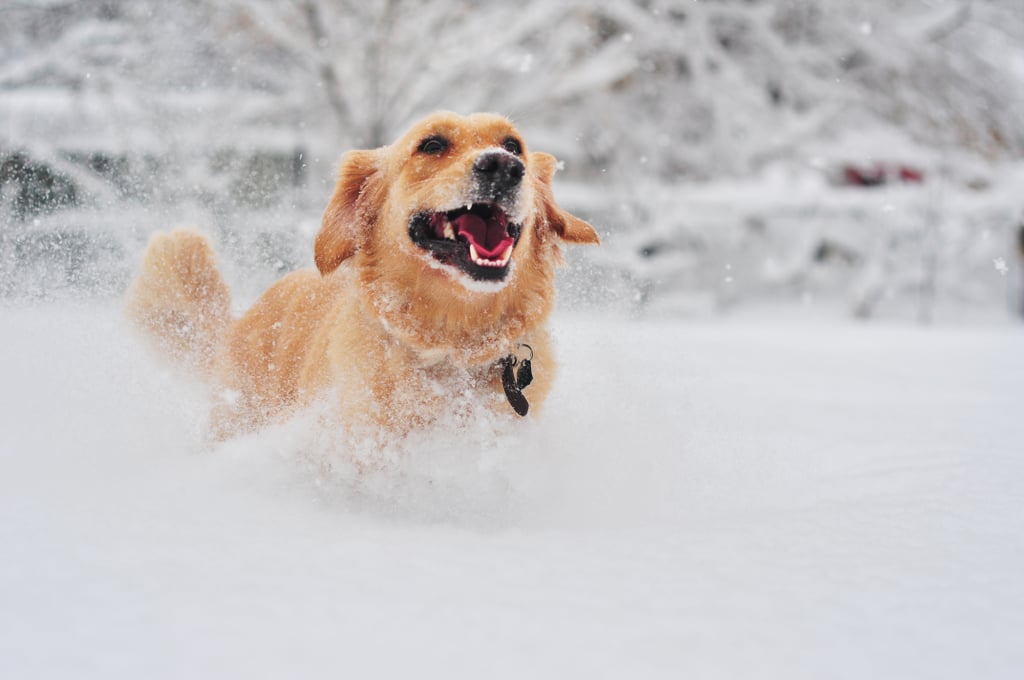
[530,152,600,245]
[314,149,385,275]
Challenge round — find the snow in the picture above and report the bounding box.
[6,1,1024,318]
[2,302,1022,678]
[5,4,1024,674]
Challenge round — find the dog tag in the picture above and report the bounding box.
[501,358,529,416]
[516,358,533,390]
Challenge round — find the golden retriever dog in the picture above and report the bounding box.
[126,112,599,440]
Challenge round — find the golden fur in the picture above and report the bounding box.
[125,112,599,439]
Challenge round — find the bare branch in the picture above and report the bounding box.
[300,0,353,137]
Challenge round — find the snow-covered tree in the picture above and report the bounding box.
[3,0,1024,316]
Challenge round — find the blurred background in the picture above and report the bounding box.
[2,0,1023,321]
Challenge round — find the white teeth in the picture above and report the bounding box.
[444,221,454,240]
[468,243,513,268]
[465,203,472,211]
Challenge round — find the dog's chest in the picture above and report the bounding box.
[408,347,497,402]
[383,360,503,434]
[412,346,452,368]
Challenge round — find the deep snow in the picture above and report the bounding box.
[2,303,1023,679]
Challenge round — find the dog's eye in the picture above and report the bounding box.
[417,136,449,155]
[502,137,523,155]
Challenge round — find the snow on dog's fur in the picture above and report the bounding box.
[126,112,599,440]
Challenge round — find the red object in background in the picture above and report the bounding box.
[898,166,924,183]
[842,163,924,187]
[844,165,885,186]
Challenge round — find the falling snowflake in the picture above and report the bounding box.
[993,258,1008,276]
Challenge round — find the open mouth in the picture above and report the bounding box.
[408,203,521,282]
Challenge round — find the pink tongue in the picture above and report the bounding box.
[451,214,513,259]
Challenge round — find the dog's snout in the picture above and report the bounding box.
[473,150,525,193]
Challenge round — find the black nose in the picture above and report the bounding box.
[473,150,524,197]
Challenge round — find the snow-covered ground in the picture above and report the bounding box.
[2,302,1023,679]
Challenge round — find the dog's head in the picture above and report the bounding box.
[314,112,599,358]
